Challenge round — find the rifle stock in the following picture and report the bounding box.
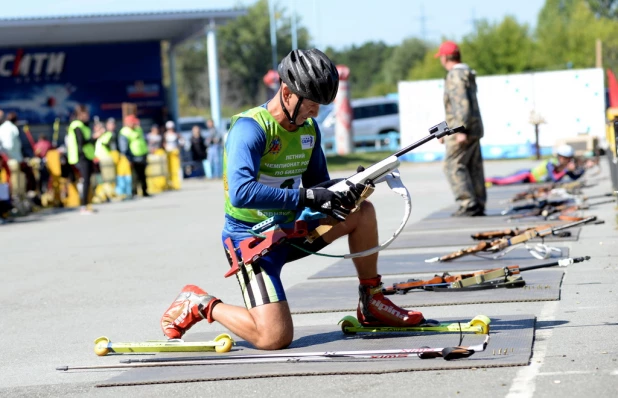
[471,228,522,240]
[428,217,597,263]
[389,257,590,294]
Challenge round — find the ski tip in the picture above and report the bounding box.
[424,257,440,263]
[56,366,68,371]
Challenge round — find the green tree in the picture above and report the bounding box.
[325,42,394,98]
[535,0,618,71]
[586,0,618,18]
[217,0,310,106]
[461,16,535,75]
[175,41,209,110]
[407,49,446,80]
[383,38,428,85]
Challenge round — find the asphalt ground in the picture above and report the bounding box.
[1,158,616,398]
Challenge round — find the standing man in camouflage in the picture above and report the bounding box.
[436,41,486,216]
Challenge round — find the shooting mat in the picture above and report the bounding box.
[290,270,564,314]
[97,315,534,387]
[385,228,580,251]
[309,247,570,279]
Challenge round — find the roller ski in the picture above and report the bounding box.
[59,335,490,371]
[93,333,234,356]
[114,334,489,365]
[339,315,491,335]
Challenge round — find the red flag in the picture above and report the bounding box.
[607,69,618,108]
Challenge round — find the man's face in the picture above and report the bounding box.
[284,85,320,125]
[106,122,115,131]
[439,55,447,69]
[557,155,573,167]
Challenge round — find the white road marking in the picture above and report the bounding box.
[505,301,559,398]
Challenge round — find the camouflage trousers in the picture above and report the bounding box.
[443,136,487,210]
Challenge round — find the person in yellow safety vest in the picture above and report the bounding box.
[66,104,101,214]
[66,104,98,214]
[95,121,115,160]
[485,144,587,186]
[120,115,150,197]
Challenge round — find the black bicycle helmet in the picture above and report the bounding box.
[278,49,339,105]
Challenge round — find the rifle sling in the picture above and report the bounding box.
[450,268,509,288]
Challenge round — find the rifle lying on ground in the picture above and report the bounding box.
[424,216,599,263]
[506,197,616,220]
[384,256,590,294]
[509,180,591,203]
[224,122,463,278]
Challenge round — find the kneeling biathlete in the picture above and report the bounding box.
[160,49,435,350]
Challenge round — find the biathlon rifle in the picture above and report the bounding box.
[223,121,463,278]
[425,216,598,263]
[502,198,572,216]
[507,197,616,220]
[326,121,463,193]
[510,180,589,203]
[384,256,590,294]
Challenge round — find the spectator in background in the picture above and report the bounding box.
[120,115,150,197]
[436,40,486,217]
[34,134,52,159]
[163,121,183,153]
[189,125,207,176]
[204,119,223,179]
[0,112,23,162]
[95,121,114,161]
[0,109,4,123]
[33,134,52,194]
[147,124,162,154]
[0,152,12,224]
[66,104,101,215]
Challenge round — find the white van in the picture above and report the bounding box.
[316,97,400,143]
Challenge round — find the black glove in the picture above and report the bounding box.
[298,187,353,221]
[299,181,366,222]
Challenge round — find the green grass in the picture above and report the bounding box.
[325,151,394,172]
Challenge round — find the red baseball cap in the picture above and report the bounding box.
[124,115,139,125]
[434,41,460,58]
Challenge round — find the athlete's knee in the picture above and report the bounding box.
[253,327,293,350]
[248,302,294,350]
[344,200,375,229]
[359,200,375,215]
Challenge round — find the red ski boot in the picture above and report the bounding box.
[357,275,435,327]
[160,285,222,339]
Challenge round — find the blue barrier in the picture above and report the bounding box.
[322,131,400,155]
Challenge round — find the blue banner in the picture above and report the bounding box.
[0,42,164,125]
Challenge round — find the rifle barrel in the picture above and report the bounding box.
[552,216,597,233]
[393,124,462,158]
[519,256,590,272]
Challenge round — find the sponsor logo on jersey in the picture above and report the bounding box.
[268,136,282,155]
[300,135,314,150]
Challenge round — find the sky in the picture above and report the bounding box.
[2,0,546,50]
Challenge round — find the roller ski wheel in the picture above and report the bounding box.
[338,315,491,335]
[213,333,234,353]
[93,336,112,357]
[93,333,235,356]
[339,316,361,335]
[469,315,491,334]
